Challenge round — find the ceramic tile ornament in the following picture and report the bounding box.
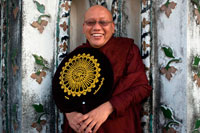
[160,105,181,132]
[31,104,48,132]
[191,0,200,24]
[56,0,72,65]
[192,119,200,132]
[192,56,200,87]
[31,54,49,84]
[140,0,152,132]
[160,46,181,81]
[160,0,177,18]
[31,1,50,33]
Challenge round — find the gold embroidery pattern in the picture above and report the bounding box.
[59,53,101,97]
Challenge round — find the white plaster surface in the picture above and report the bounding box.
[187,1,200,132]
[155,0,187,132]
[22,0,59,132]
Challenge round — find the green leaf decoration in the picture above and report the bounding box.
[38,14,50,24]
[193,56,200,68]
[33,1,45,13]
[165,0,170,7]
[32,54,46,67]
[166,120,180,129]
[192,129,200,133]
[161,105,174,120]
[32,104,44,113]
[195,119,200,129]
[162,47,175,58]
[191,0,200,6]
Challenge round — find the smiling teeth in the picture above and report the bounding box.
[93,34,102,37]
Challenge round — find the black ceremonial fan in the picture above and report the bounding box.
[52,47,113,113]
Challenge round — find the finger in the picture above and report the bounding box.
[72,123,81,132]
[77,114,89,124]
[79,118,92,132]
[85,121,96,133]
[93,122,101,133]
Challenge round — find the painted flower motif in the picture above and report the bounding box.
[142,0,147,5]
[31,71,46,84]
[12,64,19,76]
[31,120,46,132]
[60,42,68,51]
[31,20,48,33]
[194,9,200,25]
[163,127,177,133]
[60,21,68,31]
[161,66,177,81]
[142,18,150,28]
[61,2,70,11]
[193,74,200,87]
[160,1,177,18]
[142,41,150,51]
[13,7,19,19]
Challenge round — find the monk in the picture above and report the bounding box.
[63,5,152,133]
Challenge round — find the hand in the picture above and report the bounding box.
[65,112,88,132]
[78,101,113,133]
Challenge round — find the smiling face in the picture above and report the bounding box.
[83,5,115,48]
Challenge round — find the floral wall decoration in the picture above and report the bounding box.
[11,48,19,76]
[31,54,49,84]
[31,104,48,132]
[89,0,107,7]
[141,0,152,60]
[160,46,181,81]
[191,0,200,25]
[56,0,72,65]
[160,0,177,18]
[140,0,153,132]
[161,105,181,132]
[192,119,200,133]
[31,1,50,33]
[11,0,19,19]
[192,56,200,87]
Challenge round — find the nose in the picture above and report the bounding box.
[92,22,102,30]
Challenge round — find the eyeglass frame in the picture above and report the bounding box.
[84,20,113,27]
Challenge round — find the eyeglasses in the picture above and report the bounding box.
[84,20,113,27]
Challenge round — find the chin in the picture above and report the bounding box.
[90,42,105,48]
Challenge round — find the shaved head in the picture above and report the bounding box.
[84,5,113,21]
[83,5,115,48]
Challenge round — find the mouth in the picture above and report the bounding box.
[91,33,104,37]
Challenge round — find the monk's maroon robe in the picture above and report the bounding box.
[63,37,152,133]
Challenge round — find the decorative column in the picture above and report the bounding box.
[152,0,200,132]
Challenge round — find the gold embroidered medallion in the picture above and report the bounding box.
[59,53,102,98]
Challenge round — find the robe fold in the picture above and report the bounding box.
[62,36,152,133]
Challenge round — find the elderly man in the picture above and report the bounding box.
[63,5,152,133]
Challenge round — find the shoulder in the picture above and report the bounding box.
[113,37,134,43]
[112,37,138,50]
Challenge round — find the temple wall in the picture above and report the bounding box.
[1,0,200,132]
